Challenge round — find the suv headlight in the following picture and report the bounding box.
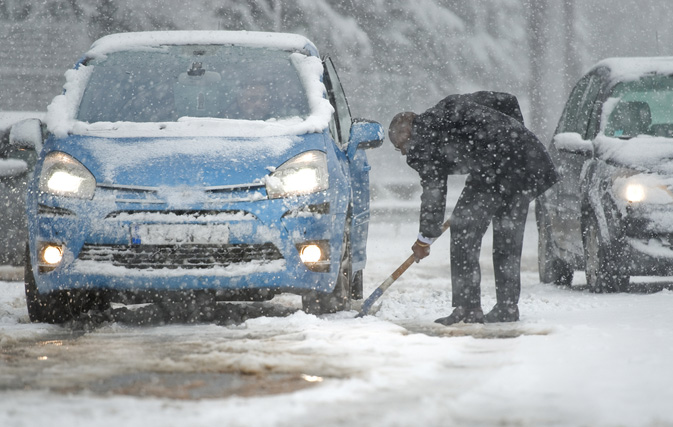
[266,151,328,199]
[613,172,673,205]
[39,152,96,199]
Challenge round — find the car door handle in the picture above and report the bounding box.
[363,162,371,172]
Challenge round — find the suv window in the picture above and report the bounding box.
[557,72,602,138]
[78,46,310,123]
[603,75,673,138]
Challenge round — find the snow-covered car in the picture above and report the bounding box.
[536,57,673,292]
[0,112,43,266]
[10,31,383,323]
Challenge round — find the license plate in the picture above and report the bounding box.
[130,224,230,245]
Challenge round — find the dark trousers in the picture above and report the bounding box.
[449,183,530,308]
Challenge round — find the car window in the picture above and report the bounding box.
[77,46,310,123]
[603,75,673,139]
[557,72,604,139]
[323,57,351,148]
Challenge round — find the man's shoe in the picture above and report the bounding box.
[435,306,484,326]
[484,304,519,323]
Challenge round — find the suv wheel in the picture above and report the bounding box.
[536,202,573,287]
[582,211,629,293]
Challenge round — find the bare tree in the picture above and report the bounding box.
[563,0,581,100]
[525,0,549,139]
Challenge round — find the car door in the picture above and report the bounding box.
[547,70,605,263]
[322,57,370,271]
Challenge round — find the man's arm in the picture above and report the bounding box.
[419,173,448,239]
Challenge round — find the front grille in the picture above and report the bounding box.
[78,243,283,269]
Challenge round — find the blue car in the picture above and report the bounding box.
[10,31,383,323]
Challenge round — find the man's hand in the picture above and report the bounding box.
[412,240,431,263]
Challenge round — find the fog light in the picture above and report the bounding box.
[41,245,63,265]
[300,244,322,263]
[296,241,330,272]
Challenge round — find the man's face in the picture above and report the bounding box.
[390,122,413,155]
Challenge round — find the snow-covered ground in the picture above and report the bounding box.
[2,178,673,427]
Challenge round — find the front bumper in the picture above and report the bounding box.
[623,204,673,275]
[30,188,345,296]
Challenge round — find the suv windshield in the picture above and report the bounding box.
[77,45,310,123]
[604,75,673,139]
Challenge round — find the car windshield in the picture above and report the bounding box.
[604,75,673,139]
[77,45,310,123]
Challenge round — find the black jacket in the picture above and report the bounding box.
[406,91,559,238]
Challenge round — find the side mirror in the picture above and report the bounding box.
[9,118,43,151]
[553,132,593,156]
[347,119,384,159]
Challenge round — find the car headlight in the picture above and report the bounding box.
[39,152,96,199]
[614,173,673,205]
[266,151,328,199]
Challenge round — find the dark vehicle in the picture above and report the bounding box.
[0,112,42,266]
[537,57,673,292]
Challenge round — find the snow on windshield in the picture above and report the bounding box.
[45,32,333,139]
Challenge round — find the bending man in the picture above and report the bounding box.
[388,91,558,325]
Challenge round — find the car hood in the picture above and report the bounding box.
[594,134,673,174]
[44,133,327,187]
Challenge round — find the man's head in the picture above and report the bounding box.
[388,112,417,155]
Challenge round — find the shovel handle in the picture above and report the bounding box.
[356,218,450,318]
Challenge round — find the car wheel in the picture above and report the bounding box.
[24,245,107,323]
[302,231,352,315]
[24,246,71,323]
[582,211,629,293]
[536,202,573,287]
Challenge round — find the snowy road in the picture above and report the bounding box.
[2,184,673,426]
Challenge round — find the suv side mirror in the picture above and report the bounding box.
[9,118,43,152]
[347,119,383,159]
[553,132,593,156]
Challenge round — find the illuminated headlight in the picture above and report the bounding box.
[39,152,96,199]
[623,183,646,203]
[266,151,328,199]
[39,243,64,266]
[614,174,673,204]
[300,244,323,263]
[296,241,330,272]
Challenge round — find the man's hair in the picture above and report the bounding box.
[388,111,416,143]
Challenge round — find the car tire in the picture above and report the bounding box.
[24,245,72,323]
[536,202,573,287]
[582,211,629,293]
[302,230,352,315]
[24,245,107,323]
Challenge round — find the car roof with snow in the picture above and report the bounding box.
[46,30,333,139]
[589,56,673,83]
[84,30,320,59]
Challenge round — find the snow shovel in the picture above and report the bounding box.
[356,218,451,317]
